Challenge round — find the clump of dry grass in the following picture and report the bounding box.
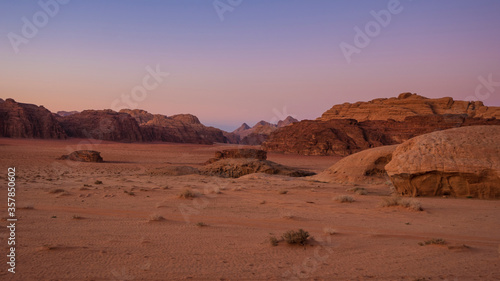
[279,190,288,195]
[148,214,165,222]
[94,180,103,185]
[196,222,207,227]
[49,188,66,194]
[269,236,279,246]
[418,238,446,246]
[346,186,368,195]
[334,195,355,203]
[72,215,83,220]
[379,196,423,211]
[178,189,196,199]
[282,229,310,245]
[124,190,135,196]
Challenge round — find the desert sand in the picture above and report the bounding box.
[1,138,499,280]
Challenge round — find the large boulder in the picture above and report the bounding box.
[313,145,397,184]
[58,150,103,162]
[385,126,500,199]
[201,159,315,178]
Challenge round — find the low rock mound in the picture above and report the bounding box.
[205,149,267,164]
[201,158,315,178]
[57,150,103,162]
[148,166,200,176]
[314,145,397,184]
[385,126,500,199]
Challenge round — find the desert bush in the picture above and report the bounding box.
[282,229,310,245]
[279,190,288,194]
[334,195,355,203]
[269,236,279,246]
[380,196,423,211]
[196,222,207,227]
[418,238,446,246]
[72,215,83,220]
[323,227,336,235]
[94,180,103,185]
[178,189,196,199]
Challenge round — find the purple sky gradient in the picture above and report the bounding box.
[1,0,499,131]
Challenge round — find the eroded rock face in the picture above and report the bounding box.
[201,158,315,178]
[205,149,267,164]
[313,145,397,184]
[231,117,298,145]
[385,126,500,199]
[0,98,67,139]
[319,93,500,122]
[262,115,500,156]
[57,110,144,142]
[58,150,103,162]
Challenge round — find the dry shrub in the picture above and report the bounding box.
[282,229,310,245]
[148,214,165,222]
[380,196,423,211]
[178,189,196,199]
[334,195,355,203]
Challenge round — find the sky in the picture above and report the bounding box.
[1,0,499,131]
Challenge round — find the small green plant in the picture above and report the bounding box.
[418,238,446,246]
[94,180,103,185]
[179,189,196,199]
[334,195,355,203]
[282,229,310,245]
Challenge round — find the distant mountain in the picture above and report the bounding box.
[231,116,298,145]
[0,98,66,139]
[0,98,231,144]
[56,111,79,117]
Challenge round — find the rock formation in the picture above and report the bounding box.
[263,114,500,156]
[56,111,79,117]
[57,150,103,162]
[205,149,267,164]
[232,117,298,145]
[319,93,500,122]
[385,126,500,199]
[201,158,315,178]
[57,110,145,142]
[0,98,67,139]
[313,145,397,184]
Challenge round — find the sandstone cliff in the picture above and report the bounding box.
[319,93,500,122]
[0,98,67,139]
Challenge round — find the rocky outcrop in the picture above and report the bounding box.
[205,149,267,164]
[385,126,500,199]
[319,93,500,122]
[56,111,79,117]
[201,158,315,178]
[0,98,67,139]
[262,115,500,156]
[120,109,228,144]
[57,150,103,162]
[57,110,144,142]
[313,145,397,184]
[277,116,299,128]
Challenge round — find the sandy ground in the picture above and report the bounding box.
[0,138,499,281]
